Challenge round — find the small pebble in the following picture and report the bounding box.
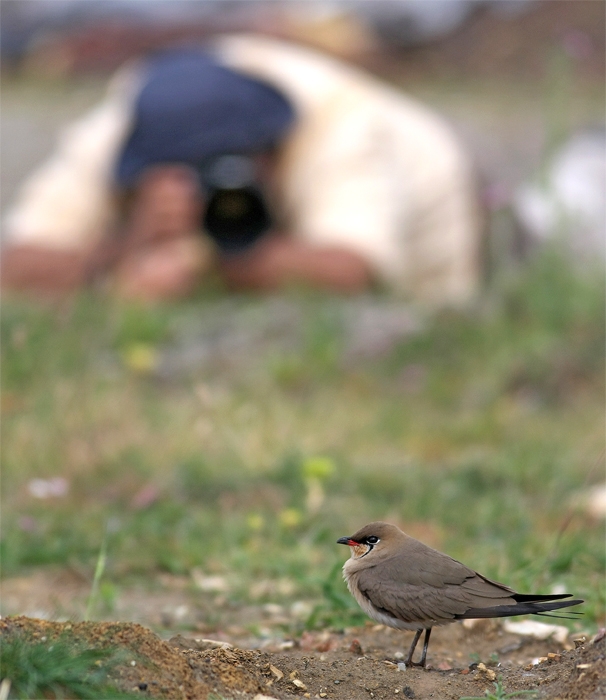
[476,662,496,681]
[349,639,363,655]
[269,665,284,681]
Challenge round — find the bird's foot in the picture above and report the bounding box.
[392,658,426,670]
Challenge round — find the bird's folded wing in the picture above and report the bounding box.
[375,544,477,587]
[378,540,517,594]
[356,550,517,624]
[356,571,469,622]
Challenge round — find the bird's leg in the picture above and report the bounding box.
[403,628,432,668]
[404,629,423,666]
[418,628,432,668]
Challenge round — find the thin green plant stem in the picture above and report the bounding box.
[85,525,109,621]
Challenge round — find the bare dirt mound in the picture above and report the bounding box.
[1,616,604,699]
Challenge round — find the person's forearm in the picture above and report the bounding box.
[1,244,91,296]
[218,235,373,293]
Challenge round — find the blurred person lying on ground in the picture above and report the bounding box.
[1,34,481,305]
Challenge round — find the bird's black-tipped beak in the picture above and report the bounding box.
[337,536,357,545]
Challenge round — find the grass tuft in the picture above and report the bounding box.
[0,636,139,699]
[460,675,538,699]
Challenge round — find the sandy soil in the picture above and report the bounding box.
[2,615,604,700]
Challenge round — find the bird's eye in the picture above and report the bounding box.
[366,536,379,544]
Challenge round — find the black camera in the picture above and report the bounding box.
[199,155,272,254]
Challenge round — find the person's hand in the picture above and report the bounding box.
[124,165,203,249]
[111,165,214,301]
[113,236,212,301]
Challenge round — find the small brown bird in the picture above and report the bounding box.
[338,522,583,668]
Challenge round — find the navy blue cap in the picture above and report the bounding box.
[115,49,295,187]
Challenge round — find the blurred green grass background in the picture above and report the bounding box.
[2,248,604,631]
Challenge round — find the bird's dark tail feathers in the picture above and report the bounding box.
[456,594,584,621]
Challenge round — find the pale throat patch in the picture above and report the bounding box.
[349,543,371,559]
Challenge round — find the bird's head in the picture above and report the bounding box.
[337,521,405,560]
